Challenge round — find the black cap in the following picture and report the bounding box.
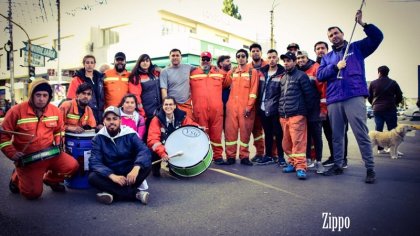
[114,52,126,60]
[280,51,297,61]
[287,43,300,50]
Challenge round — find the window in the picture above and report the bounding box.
[161,19,196,36]
[102,28,119,46]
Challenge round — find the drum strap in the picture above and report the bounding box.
[18,146,61,167]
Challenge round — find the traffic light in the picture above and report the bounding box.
[28,66,35,77]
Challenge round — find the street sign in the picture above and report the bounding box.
[21,41,57,60]
[23,51,45,67]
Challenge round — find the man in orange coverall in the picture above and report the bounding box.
[59,83,97,133]
[0,79,79,199]
[224,49,259,166]
[190,51,229,165]
[147,96,197,177]
[103,52,130,107]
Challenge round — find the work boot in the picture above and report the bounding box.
[213,158,227,165]
[365,169,376,184]
[226,157,236,165]
[240,158,253,166]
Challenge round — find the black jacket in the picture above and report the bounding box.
[368,76,403,112]
[278,67,316,118]
[258,64,285,117]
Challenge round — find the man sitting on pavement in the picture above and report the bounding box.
[88,106,152,205]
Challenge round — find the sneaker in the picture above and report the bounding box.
[251,155,264,162]
[322,158,334,167]
[277,157,287,167]
[226,158,236,165]
[240,158,253,166]
[342,160,348,169]
[43,181,66,192]
[256,156,274,165]
[213,158,226,165]
[272,156,279,163]
[322,164,343,176]
[296,169,307,180]
[136,191,150,205]
[365,169,376,184]
[307,159,315,168]
[96,192,113,205]
[282,164,295,173]
[315,161,325,174]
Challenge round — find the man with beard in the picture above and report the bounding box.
[89,106,152,205]
[67,55,104,127]
[190,52,229,165]
[160,49,195,120]
[279,52,316,180]
[59,83,96,133]
[247,43,267,164]
[103,52,130,108]
[317,10,383,183]
[314,41,329,64]
[217,55,232,131]
[296,50,326,174]
[1,79,79,199]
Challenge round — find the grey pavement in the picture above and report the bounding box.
[1,118,419,236]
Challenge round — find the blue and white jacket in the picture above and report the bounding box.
[89,125,151,177]
[317,24,383,105]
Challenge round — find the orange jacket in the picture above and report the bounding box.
[190,66,228,113]
[59,99,97,131]
[0,102,64,159]
[303,62,327,116]
[226,65,259,111]
[147,109,197,159]
[248,59,268,70]
[104,69,130,108]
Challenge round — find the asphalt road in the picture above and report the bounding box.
[1,118,419,236]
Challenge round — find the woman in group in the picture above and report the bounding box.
[128,54,161,140]
[118,94,148,203]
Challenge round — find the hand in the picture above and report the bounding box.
[355,10,364,25]
[70,126,85,134]
[244,108,251,118]
[337,60,347,70]
[198,126,207,131]
[161,154,170,162]
[109,174,127,186]
[11,152,25,162]
[126,166,140,185]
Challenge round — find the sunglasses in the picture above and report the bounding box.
[201,57,211,62]
[236,54,246,59]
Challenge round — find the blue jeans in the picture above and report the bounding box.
[374,110,398,150]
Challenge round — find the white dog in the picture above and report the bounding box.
[369,124,414,159]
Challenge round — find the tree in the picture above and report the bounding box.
[222,0,242,20]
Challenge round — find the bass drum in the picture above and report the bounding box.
[165,125,213,177]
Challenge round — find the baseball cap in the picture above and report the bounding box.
[114,52,126,60]
[296,50,308,58]
[103,106,120,118]
[287,43,300,50]
[280,51,297,61]
[200,51,212,59]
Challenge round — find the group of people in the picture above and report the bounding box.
[2,10,402,205]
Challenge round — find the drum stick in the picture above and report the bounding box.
[152,151,184,165]
[0,128,35,137]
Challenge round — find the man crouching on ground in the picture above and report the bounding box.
[88,106,152,205]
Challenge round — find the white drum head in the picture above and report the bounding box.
[165,126,210,167]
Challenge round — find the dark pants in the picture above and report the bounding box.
[88,166,151,201]
[322,114,348,160]
[306,121,323,162]
[374,110,398,150]
[260,113,283,158]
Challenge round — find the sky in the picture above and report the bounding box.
[1,0,419,98]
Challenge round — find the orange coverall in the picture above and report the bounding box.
[104,69,130,107]
[59,99,97,131]
[0,101,78,199]
[190,66,228,160]
[225,65,259,159]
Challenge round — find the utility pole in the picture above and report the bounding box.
[270,0,279,49]
[56,0,61,84]
[7,0,15,106]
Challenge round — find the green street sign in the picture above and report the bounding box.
[21,41,57,60]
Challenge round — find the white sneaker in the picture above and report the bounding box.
[96,192,113,205]
[315,161,325,174]
[397,151,404,156]
[136,191,150,205]
[307,159,315,168]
